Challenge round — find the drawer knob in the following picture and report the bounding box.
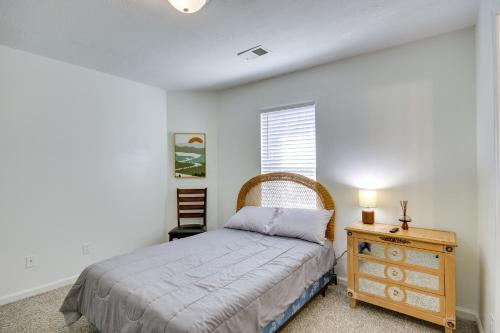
[391,271,398,277]
[393,290,399,296]
[392,250,398,256]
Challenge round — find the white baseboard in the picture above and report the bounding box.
[337,276,347,285]
[456,307,485,333]
[476,316,485,333]
[333,275,483,331]
[0,275,78,306]
[0,273,486,333]
[457,306,480,322]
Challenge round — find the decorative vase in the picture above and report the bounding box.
[398,201,412,230]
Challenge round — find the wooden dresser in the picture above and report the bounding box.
[345,222,457,333]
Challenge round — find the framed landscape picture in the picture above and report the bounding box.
[174,133,206,178]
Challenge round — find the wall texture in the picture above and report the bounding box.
[476,0,499,332]
[217,28,478,313]
[166,92,219,235]
[0,45,168,303]
[0,23,484,323]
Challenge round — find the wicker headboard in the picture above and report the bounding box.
[236,172,336,241]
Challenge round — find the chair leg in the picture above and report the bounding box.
[333,273,338,285]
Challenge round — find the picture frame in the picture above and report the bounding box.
[173,133,206,178]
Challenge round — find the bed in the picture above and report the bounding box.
[61,172,337,333]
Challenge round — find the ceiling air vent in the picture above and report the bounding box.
[237,45,270,60]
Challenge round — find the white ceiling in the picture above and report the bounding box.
[0,0,478,91]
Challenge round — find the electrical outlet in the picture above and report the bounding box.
[82,243,90,255]
[25,255,35,269]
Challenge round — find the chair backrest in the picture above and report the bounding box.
[177,188,207,227]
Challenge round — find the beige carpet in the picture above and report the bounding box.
[0,284,478,333]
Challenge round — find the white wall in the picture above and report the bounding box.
[0,45,168,303]
[0,23,482,324]
[476,0,500,332]
[217,28,478,312]
[166,92,219,235]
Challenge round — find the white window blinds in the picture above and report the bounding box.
[260,103,316,179]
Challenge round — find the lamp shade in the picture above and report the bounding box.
[359,190,377,208]
[168,0,209,13]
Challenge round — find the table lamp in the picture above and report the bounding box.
[359,190,377,224]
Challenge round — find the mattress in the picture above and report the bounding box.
[60,228,335,333]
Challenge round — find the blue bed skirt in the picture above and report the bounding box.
[96,270,334,333]
[261,269,334,333]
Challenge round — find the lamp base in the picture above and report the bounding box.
[362,210,375,224]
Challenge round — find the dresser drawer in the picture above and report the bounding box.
[346,222,457,331]
[355,257,443,295]
[355,238,443,271]
[355,275,445,316]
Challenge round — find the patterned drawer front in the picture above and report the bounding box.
[405,269,440,292]
[386,266,404,283]
[406,289,441,313]
[356,258,442,294]
[357,240,385,259]
[387,285,405,302]
[405,248,440,270]
[356,239,442,271]
[386,246,404,262]
[357,258,386,279]
[356,276,443,315]
[358,277,386,298]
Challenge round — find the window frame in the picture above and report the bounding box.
[259,101,317,180]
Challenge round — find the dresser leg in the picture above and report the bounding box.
[350,299,357,309]
[444,327,453,333]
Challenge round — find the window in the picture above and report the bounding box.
[260,103,316,179]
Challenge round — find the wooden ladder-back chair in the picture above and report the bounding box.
[168,188,207,241]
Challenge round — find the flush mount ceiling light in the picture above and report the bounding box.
[168,0,209,14]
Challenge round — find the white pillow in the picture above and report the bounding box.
[224,206,277,234]
[268,207,333,245]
